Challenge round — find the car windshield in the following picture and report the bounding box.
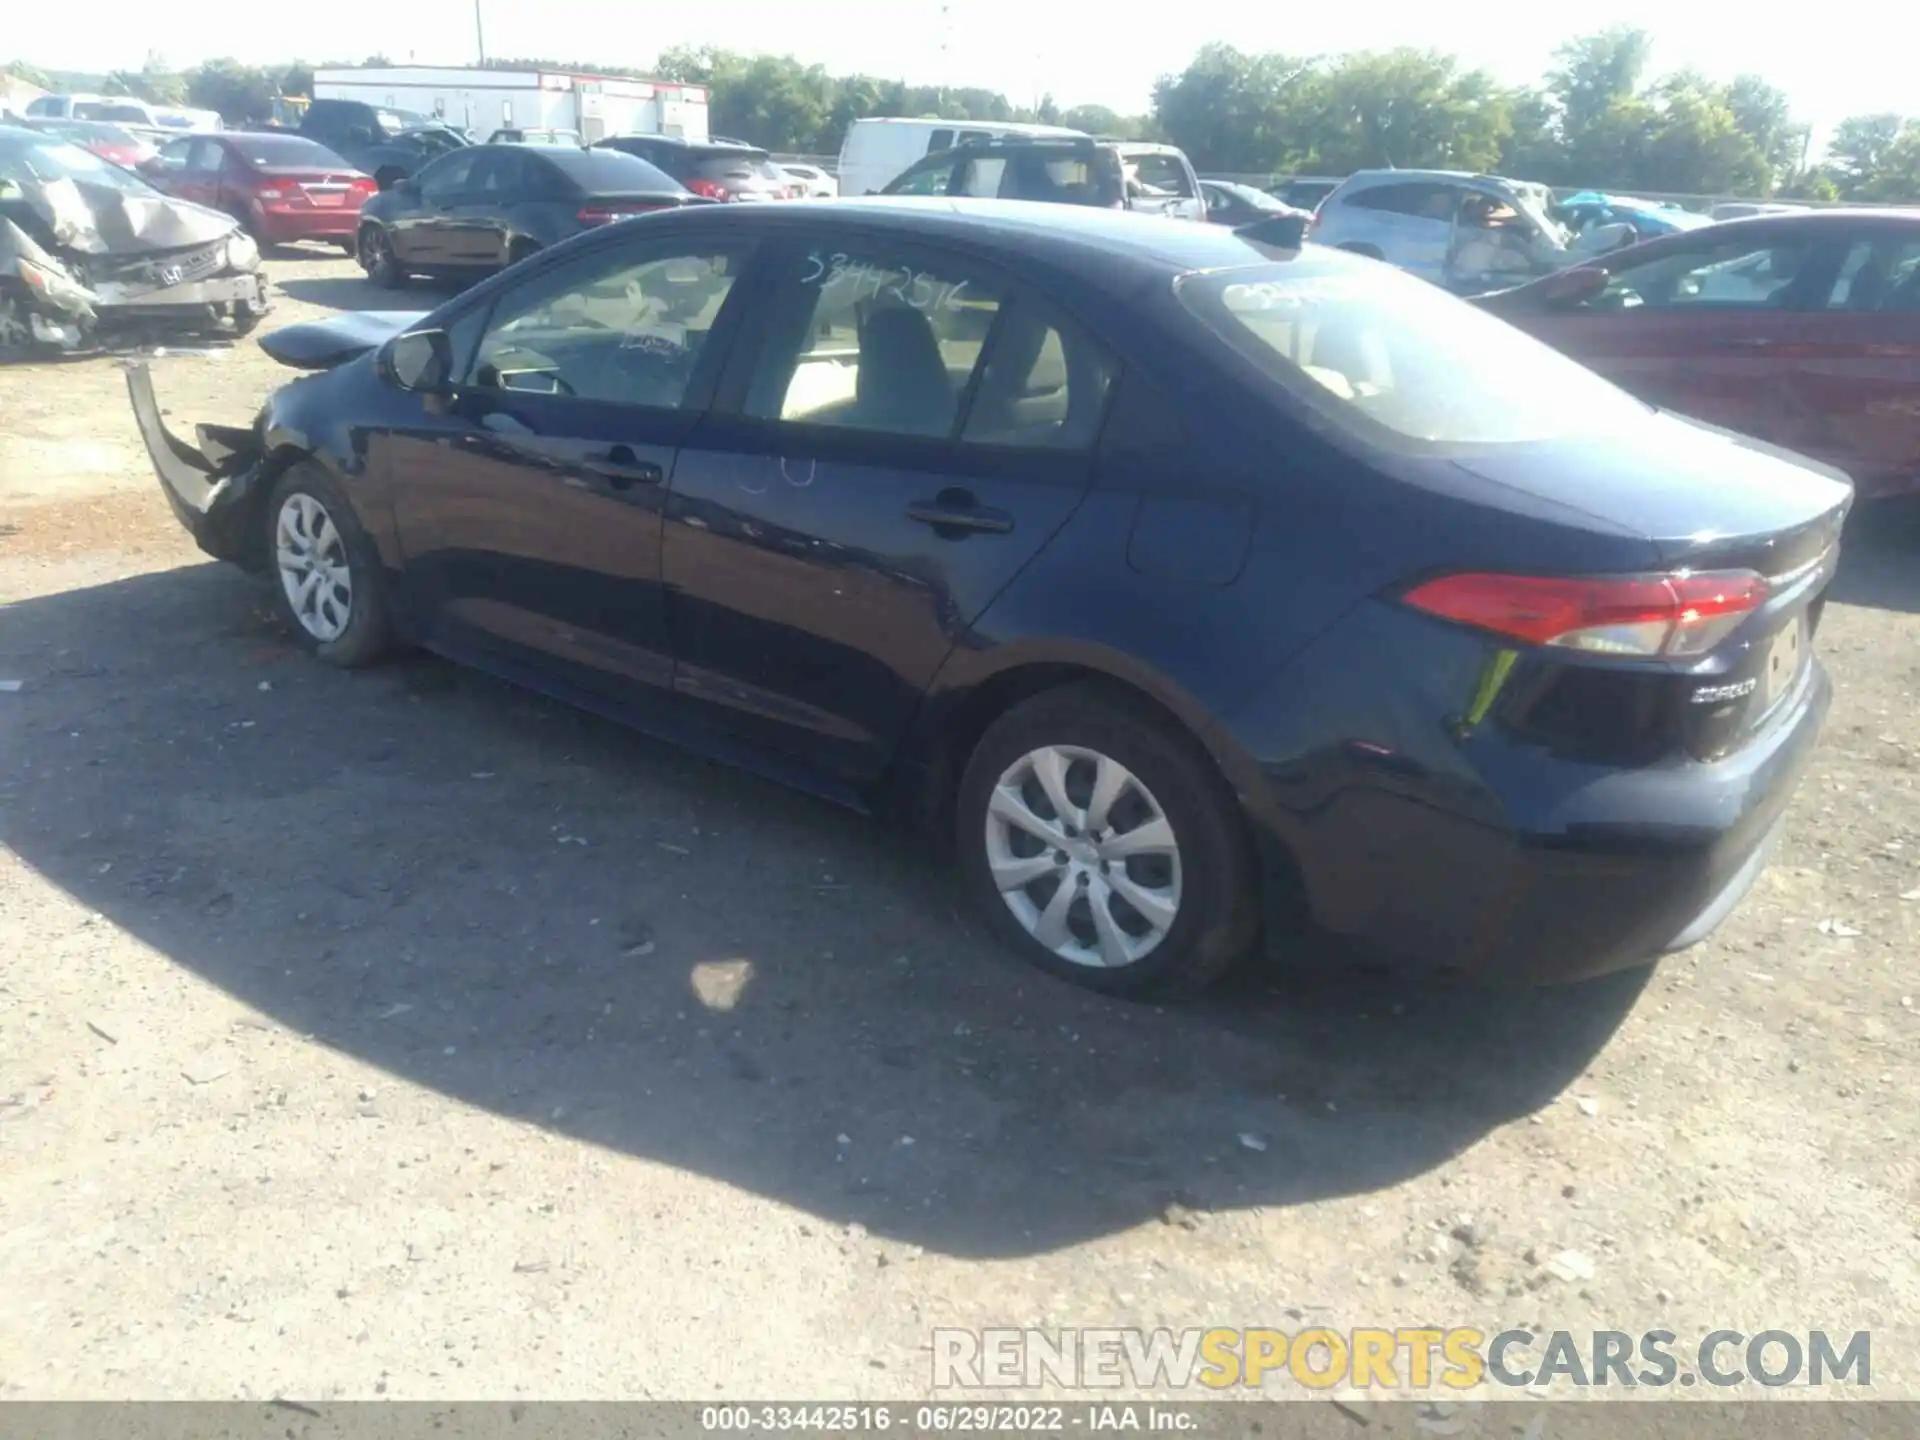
[1177,259,1650,448]
[0,132,155,196]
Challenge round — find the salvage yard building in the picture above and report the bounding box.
[310,65,709,143]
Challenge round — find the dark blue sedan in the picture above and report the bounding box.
[127,199,1850,997]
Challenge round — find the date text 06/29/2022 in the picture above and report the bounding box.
[700,1405,1194,1432]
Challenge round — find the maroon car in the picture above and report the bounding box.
[147,132,376,250]
[1476,210,1920,499]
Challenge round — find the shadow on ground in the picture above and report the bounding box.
[275,274,461,313]
[1830,503,1920,615]
[0,567,1651,1258]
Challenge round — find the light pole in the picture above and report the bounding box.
[474,0,487,65]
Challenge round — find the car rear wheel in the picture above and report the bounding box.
[955,684,1257,998]
[264,464,392,668]
[359,224,405,289]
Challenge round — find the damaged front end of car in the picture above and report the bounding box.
[0,169,270,355]
[126,363,274,568]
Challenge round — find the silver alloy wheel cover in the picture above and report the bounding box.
[275,492,353,643]
[984,744,1183,968]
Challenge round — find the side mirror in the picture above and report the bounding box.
[1537,265,1609,307]
[383,329,453,393]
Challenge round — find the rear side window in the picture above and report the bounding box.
[1823,237,1920,311]
[1343,182,1457,220]
[927,128,955,153]
[961,297,1116,451]
[1177,261,1648,448]
[690,149,770,180]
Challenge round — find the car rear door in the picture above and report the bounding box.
[1514,228,1853,450]
[385,233,762,714]
[659,228,1119,791]
[1774,231,1920,495]
[445,147,529,267]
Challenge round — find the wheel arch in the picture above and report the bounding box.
[898,641,1279,861]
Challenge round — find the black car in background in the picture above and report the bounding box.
[1199,179,1308,228]
[591,135,795,202]
[355,143,705,287]
[130,199,1846,998]
[300,99,469,190]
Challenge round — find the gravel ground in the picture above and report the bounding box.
[1,250,1916,1403]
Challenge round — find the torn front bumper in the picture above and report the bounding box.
[94,271,270,317]
[126,363,269,569]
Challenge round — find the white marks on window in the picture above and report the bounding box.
[800,252,970,313]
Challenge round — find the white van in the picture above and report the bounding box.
[837,117,1087,198]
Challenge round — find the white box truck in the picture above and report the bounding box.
[310,67,709,144]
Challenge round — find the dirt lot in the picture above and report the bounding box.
[1,250,1917,1402]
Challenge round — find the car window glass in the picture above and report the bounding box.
[960,298,1116,451]
[1002,152,1102,203]
[1128,153,1193,198]
[470,150,524,193]
[926,128,954,154]
[469,245,746,407]
[956,156,1008,197]
[888,157,955,196]
[1824,238,1920,311]
[746,244,1006,438]
[187,138,225,172]
[1591,238,1818,310]
[958,129,991,146]
[156,138,195,171]
[1348,182,1456,220]
[418,151,478,202]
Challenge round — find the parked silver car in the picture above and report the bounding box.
[1306,169,1582,292]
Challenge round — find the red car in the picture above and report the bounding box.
[1476,210,1920,499]
[25,118,158,171]
[148,131,375,250]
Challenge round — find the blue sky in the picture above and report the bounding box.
[9,0,1911,143]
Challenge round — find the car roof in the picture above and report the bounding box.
[675,195,1346,275]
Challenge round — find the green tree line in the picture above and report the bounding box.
[8,27,1918,201]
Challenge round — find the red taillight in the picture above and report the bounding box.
[685,178,729,201]
[576,202,666,225]
[1402,570,1768,658]
[350,176,377,196]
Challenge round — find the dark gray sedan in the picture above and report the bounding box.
[355,144,708,288]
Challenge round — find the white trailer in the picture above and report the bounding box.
[310,66,709,143]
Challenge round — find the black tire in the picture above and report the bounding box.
[374,167,406,192]
[506,237,542,268]
[1337,242,1384,260]
[232,299,266,337]
[359,224,405,289]
[261,463,393,669]
[955,682,1258,999]
[336,239,358,256]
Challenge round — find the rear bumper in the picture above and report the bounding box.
[256,210,362,242]
[125,363,267,568]
[1230,607,1831,986]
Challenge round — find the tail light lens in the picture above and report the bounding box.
[685,178,729,201]
[350,176,377,197]
[576,202,666,225]
[1402,570,1768,658]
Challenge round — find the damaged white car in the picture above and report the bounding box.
[0,123,269,355]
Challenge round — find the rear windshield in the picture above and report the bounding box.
[545,147,683,193]
[1177,260,1648,448]
[688,147,777,179]
[228,134,347,168]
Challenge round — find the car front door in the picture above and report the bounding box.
[390,149,479,267]
[659,232,1119,790]
[1124,151,1204,221]
[445,147,527,268]
[1514,229,1851,446]
[384,235,760,712]
[149,137,198,200]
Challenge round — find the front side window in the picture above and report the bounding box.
[1346,182,1457,220]
[746,244,1006,438]
[416,151,478,203]
[1127,153,1194,198]
[1594,238,1819,310]
[155,138,195,172]
[886,155,957,196]
[954,156,1008,197]
[1178,260,1650,448]
[468,245,747,408]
